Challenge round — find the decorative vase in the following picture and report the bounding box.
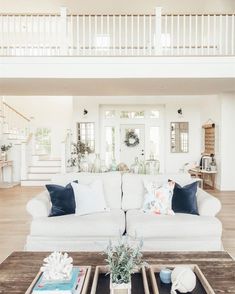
[93,154,101,173]
[100,160,108,173]
[80,154,90,172]
[130,157,140,174]
[1,151,7,161]
[110,279,131,294]
[110,158,117,171]
[145,154,160,175]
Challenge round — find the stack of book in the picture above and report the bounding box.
[32,267,87,294]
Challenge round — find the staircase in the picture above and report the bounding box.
[1,97,69,187]
[21,155,62,186]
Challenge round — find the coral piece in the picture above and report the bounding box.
[41,252,73,281]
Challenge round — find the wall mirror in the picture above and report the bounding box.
[77,122,95,152]
[170,122,189,153]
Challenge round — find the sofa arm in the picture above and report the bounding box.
[197,188,221,216]
[26,191,51,218]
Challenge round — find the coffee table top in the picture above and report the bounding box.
[0,251,234,293]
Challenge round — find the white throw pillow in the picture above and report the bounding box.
[142,180,175,215]
[71,179,109,216]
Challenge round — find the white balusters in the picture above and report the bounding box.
[0,11,235,56]
[232,14,234,55]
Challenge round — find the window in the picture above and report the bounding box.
[150,110,160,119]
[120,111,145,119]
[105,110,116,119]
[77,122,95,152]
[105,127,115,164]
[35,127,51,155]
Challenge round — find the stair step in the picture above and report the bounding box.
[38,158,61,161]
[28,172,58,180]
[32,159,62,166]
[29,166,61,173]
[21,179,51,186]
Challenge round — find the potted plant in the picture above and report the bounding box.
[68,141,92,172]
[1,143,12,161]
[104,238,146,294]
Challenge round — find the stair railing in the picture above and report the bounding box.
[2,100,31,140]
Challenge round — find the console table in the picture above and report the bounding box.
[189,168,217,189]
[0,160,13,184]
[0,251,234,293]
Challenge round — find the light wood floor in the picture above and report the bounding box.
[0,186,234,263]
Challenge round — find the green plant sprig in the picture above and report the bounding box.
[104,237,147,284]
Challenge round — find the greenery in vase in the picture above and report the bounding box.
[1,143,12,152]
[104,237,146,284]
[68,141,92,170]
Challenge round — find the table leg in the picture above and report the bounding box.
[11,165,13,183]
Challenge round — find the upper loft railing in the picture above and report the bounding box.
[0,8,234,56]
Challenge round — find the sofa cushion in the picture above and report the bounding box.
[122,173,194,210]
[51,172,122,209]
[172,182,199,215]
[30,209,125,238]
[72,180,108,216]
[126,210,222,239]
[46,183,76,217]
[142,181,175,215]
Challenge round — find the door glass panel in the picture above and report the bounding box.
[120,111,144,119]
[149,127,160,158]
[105,126,115,164]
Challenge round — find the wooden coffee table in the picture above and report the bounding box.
[0,251,234,293]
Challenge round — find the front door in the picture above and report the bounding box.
[120,124,145,168]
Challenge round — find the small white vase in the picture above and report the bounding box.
[110,280,131,294]
[1,152,7,161]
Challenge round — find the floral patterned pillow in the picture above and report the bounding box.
[142,180,175,215]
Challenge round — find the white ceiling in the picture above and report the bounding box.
[1,78,235,96]
[0,0,234,14]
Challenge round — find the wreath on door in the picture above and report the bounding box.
[124,130,140,147]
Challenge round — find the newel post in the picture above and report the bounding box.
[155,7,162,55]
[21,142,27,180]
[61,142,66,174]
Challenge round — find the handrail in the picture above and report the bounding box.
[3,102,30,122]
[0,13,234,17]
[1,12,234,57]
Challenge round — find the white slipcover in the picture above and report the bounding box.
[30,210,125,238]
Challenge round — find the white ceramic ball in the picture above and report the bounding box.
[171,266,196,294]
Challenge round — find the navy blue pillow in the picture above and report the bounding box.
[172,182,199,215]
[46,182,77,217]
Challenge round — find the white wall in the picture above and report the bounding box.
[5,96,73,157]
[165,103,201,173]
[200,93,235,191]
[73,95,204,173]
[220,93,235,191]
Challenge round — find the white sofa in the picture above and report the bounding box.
[26,172,222,252]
